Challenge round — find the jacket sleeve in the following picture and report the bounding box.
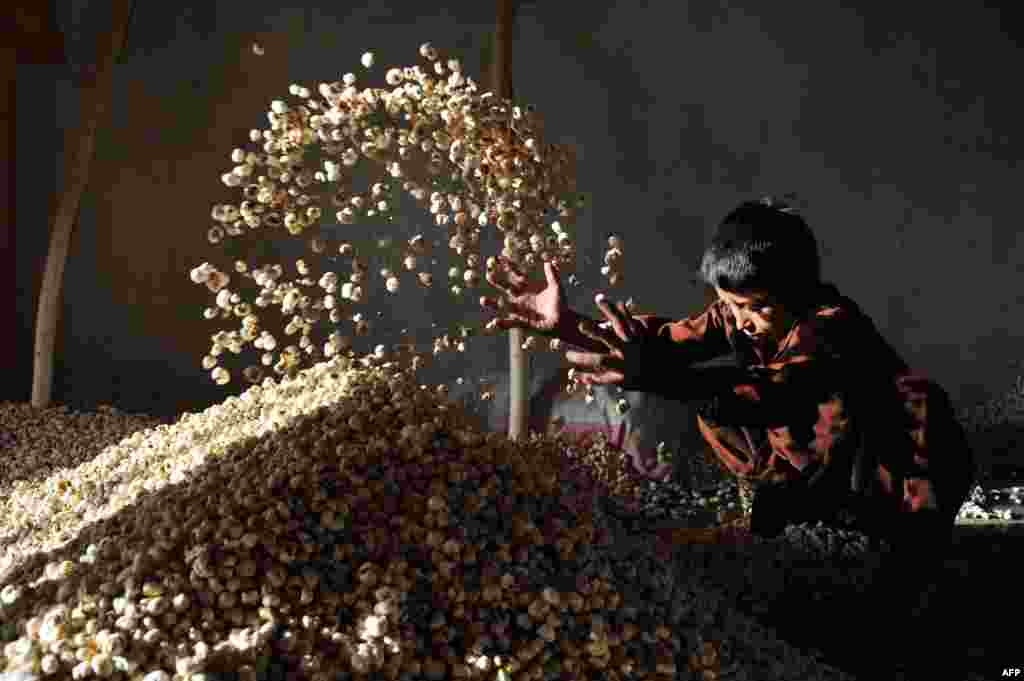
[690,361,852,427]
[631,300,733,365]
[684,305,903,426]
[619,301,735,399]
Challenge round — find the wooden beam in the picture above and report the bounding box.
[13,2,67,65]
[491,0,514,100]
[31,0,134,407]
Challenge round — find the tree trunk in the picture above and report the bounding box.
[31,0,134,407]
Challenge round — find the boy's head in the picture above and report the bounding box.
[700,198,821,346]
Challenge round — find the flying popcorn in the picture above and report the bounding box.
[188,43,582,387]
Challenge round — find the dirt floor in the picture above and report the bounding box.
[733,521,1024,681]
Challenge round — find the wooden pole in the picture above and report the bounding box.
[31,0,134,407]
[492,0,529,441]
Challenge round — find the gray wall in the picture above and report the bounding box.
[15,0,1024,422]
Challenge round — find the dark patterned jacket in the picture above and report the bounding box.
[632,282,975,532]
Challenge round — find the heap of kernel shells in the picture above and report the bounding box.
[189,43,626,393]
[0,404,166,501]
[0,356,859,680]
[552,429,645,516]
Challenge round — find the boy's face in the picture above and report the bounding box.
[715,287,797,350]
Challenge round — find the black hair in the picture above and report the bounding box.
[699,197,821,306]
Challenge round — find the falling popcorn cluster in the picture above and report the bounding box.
[188,43,629,393]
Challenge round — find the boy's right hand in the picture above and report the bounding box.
[480,257,568,336]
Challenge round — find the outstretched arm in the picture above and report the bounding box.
[481,258,607,351]
[565,297,733,393]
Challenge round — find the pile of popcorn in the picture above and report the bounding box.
[0,356,862,680]
[956,485,1024,522]
[0,404,165,502]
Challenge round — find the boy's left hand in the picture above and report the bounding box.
[564,296,659,391]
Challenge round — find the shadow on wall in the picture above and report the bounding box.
[958,375,1024,485]
[967,422,1024,486]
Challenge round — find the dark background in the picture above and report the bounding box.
[12,1,1024,429]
